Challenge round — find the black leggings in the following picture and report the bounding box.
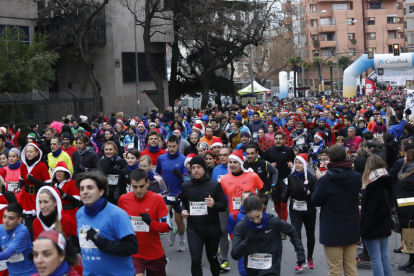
[290,210,316,259]
[187,228,221,276]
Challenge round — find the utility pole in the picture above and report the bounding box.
[383,24,385,53]
[300,1,304,88]
[334,15,340,94]
[133,0,140,116]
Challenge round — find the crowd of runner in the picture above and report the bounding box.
[0,90,411,276]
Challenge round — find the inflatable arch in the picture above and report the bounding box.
[343,53,414,98]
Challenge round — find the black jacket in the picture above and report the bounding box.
[181,173,227,236]
[354,156,368,175]
[389,156,404,186]
[282,172,317,214]
[39,140,51,165]
[264,146,295,180]
[97,156,127,204]
[360,175,393,240]
[72,147,100,176]
[396,166,414,227]
[384,141,400,171]
[311,164,361,246]
[231,214,305,276]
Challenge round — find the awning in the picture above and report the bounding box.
[238,81,271,95]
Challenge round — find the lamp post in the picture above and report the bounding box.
[133,0,140,116]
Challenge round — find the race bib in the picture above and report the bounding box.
[247,253,272,270]
[130,216,150,232]
[297,137,305,145]
[79,228,99,249]
[7,181,18,192]
[167,195,176,202]
[107,174,119,185]
[126,184,132,193]
[253,132,258,139]
[232,197,241,210]
[293,200,307,211]
[128,143,134,149]
[190,202,208,216]
[0,260,6,271]
[7,252,24,263]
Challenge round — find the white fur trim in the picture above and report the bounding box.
[36,186,63,231]
[211,142,223,148]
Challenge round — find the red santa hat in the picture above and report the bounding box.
[173,129,181,135]
[229,150,253,173]
[38,231,67,251]
[51,161,72,181]
[192,123,203,133]
[138,121,145,127]
[211,137,223,148]
[185,153,196,166]
[314,132,324,141]
[294,153,308,184]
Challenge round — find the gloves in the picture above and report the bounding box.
[172,168,182,178]
[57,188,67,199]
[86,228,100,242]
[271,183,277,193]
[140,213,152,226]
[78,164,87,172]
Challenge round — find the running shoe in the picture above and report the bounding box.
[295,264,304,271]
[168,227,177,246]
[307,258,315,269]
[220,259,230,271]
[177,240,186,252]
[165,258,169,275]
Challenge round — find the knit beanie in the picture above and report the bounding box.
[61,132,71,140]
[190,155,207,171]
[9,148,21,159]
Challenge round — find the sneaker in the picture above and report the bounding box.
[168,227,177,246]
[295,264,304,271]
[220,259,230,271]
[307,258,315,269]
[280,233,286,240]
[165,258,169,275]
[177,240,186,252]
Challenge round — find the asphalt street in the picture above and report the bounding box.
[161,200,409,276]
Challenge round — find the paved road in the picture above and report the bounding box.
[161,200,409,276]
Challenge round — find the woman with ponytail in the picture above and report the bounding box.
[32,186,77,240]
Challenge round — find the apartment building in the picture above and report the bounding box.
[404,0,414,47]
[298,0,404,89]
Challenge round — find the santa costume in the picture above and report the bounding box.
[51,161,80,220]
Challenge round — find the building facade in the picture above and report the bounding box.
[404,0,414,47]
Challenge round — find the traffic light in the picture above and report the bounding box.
[368,48,374,59]
[393,43,400,56]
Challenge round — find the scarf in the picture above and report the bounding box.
[74,125,80,130]
[399,161,414,176]
[167,150,180,159]
[377,122,383,126]
[8,161,21,170]
[148,145,159,153]
[294,169,309,179]
[105,155,119,161]
[247,210,269,232]
[296,129,304,135]
[127,163,139,172]
[26,156,38,167]
[39,208,58,228]
[78,147,89,155]
[241,139,250,147]
[368,168,388,184]
[84,197,107,217]
[148,169,155,180]
[49,261,70,276]
[253,119,261,124]
[136,129,148,151]
[327,160,353,169]
[52,148,62,158]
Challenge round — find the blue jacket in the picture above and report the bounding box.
[156,151,187,196]
[227,208,247,276]
[183,120,192,135]
[388,123,404,139]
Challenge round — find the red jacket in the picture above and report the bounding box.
[140,148,167,166]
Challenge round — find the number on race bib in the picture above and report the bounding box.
[292,200,308,211]
[7,181,18,192]
[130,216,150,232]
[247,253,272,270]
[232,197,241,210]
[79,228,99,249]
[107,175,119,185]
[190,202,208,216]
[7,252,24,263]
[167,195,176,202]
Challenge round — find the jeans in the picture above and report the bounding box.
[363,237,392,276]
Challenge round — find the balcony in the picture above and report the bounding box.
[320,40,337,47]
[318,25,336,32]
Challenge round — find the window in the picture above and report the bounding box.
[313,50,319,57]
[404,8,406,15]
[311,19,318,27]
[349,48,356,56]
[367,33,376,40]
[348,33,355,40]
[320,18,334,26]
[409,5,414,13]
[388,31,396,39]
[387,17,396,24]
[398,32,402,39]
[367,17,375,25]
[311,34,318,41]
[0,25,30,43]
[397,17,402,24]
[406,21,408,28]
[368,2,383,9]
[322,48,335,56]
[321,33,335,41]
[397,2,400,9]
[310,4,317,12]
[332,3,348,10]
[347,18,355,25]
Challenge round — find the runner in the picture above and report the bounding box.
[47,136,73,176]
[72,135,100,176]
[156,135,187,252]
[117,148,140,199]
[141,131,167,167]
[231,195,306,276]
[32,231,80,276]
[138,155,169,195]
[181,156,227,276]
[4,148,21,194]
[51,161,80,220]
[61,132,77,164]
[75,171,137,276]
[118,168,171,276]
[0,203,37,276]
[32,186,77,240]
[97,141,127,204]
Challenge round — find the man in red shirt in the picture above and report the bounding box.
[141,131,167,167]
[61,132,77,165]
[118,168,170,276]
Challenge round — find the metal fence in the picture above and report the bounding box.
[0,91,95,129]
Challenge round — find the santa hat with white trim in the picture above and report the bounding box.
[173,129,181,135]
[193,123,204,133]
[137,121,145,127]
[229,150,253,172]
[185,153,197,166]
[314,132,324,141]
[211,137,223,148]
[36,186,63,231]
[294,153,308,184]
[51,161,72,180]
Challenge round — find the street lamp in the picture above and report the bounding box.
[133,0,140,116]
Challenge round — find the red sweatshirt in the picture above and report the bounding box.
[118,191,170,260]
[141,148,167,166]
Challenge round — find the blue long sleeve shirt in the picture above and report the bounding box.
[156,152,187,196]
